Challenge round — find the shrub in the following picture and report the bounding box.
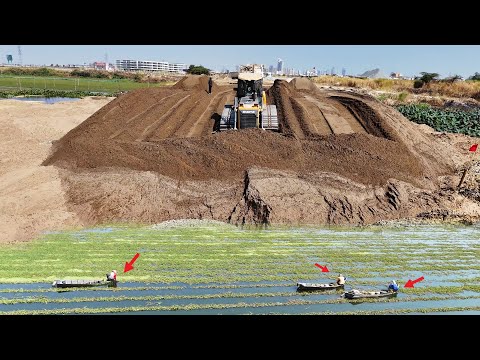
[419,72,440,84]
[186,65,210,75]
[413,79,424,88]
[468,72,480,81]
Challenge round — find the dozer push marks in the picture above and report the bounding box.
[138,94,191,142]
[108,92,183,140]
[186,89,233,138]
[303,95,358,135]
[295,98,333,136]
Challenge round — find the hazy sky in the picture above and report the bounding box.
[1,45,479,78]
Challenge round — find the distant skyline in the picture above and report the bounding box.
[1,45,479,78]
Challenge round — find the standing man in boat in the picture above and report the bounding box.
[387,280,399,292]
[107,270,117,282]
[336,274,346,285]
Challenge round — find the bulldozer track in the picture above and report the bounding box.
[138,94,191,142]
[282,97,305,140]
[108,91,183,140]
[323,97,368,134]
[102,103,123,121]
[295,98,333,135]
[125,92,181,125]
[185,89,233,138]
[303,95,361,135]
[152,95,204,140]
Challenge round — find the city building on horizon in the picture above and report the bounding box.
[277,58,283,75]
[93,61,111,71]
[115,59,187,73]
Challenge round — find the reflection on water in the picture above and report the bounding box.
[2,97,80,104]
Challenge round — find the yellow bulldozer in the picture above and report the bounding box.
[220,65,278,131]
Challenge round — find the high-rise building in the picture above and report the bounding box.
[342,68,346,76]
[268,65,274,73]
[277,58,283,75]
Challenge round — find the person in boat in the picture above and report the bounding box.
[106,270,117,282]
[336,273,346,285]
[387,280,399,292]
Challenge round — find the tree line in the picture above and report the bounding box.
[413,72,480,88]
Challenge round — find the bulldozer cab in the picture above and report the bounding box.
[237,79,262,98]
[237,73,263,101]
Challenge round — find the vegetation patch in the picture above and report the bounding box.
[396,104,480,136]
[0,224,477,314]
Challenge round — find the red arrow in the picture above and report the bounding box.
[404,276,425,288]
[124,253,140,273]
[314,263,329,272]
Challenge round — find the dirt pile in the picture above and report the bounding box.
[172,75,219,93]
[44,81,235,169]
[46,127,427,186]
[43,77,480,228]
[290,77,318,92]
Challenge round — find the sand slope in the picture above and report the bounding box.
[0,97,113,243]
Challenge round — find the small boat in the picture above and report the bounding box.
[297,282,344,291]
[344,289,397,299]
[52,279,117,288]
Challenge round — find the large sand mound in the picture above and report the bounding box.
[42,78,480,228]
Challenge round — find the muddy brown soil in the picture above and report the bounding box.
[43,75,480,228]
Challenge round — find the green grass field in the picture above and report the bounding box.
[0,75,173,94]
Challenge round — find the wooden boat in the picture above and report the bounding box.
[297,282,344,291]
[344,289,397,299]
[52,279,117,288]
